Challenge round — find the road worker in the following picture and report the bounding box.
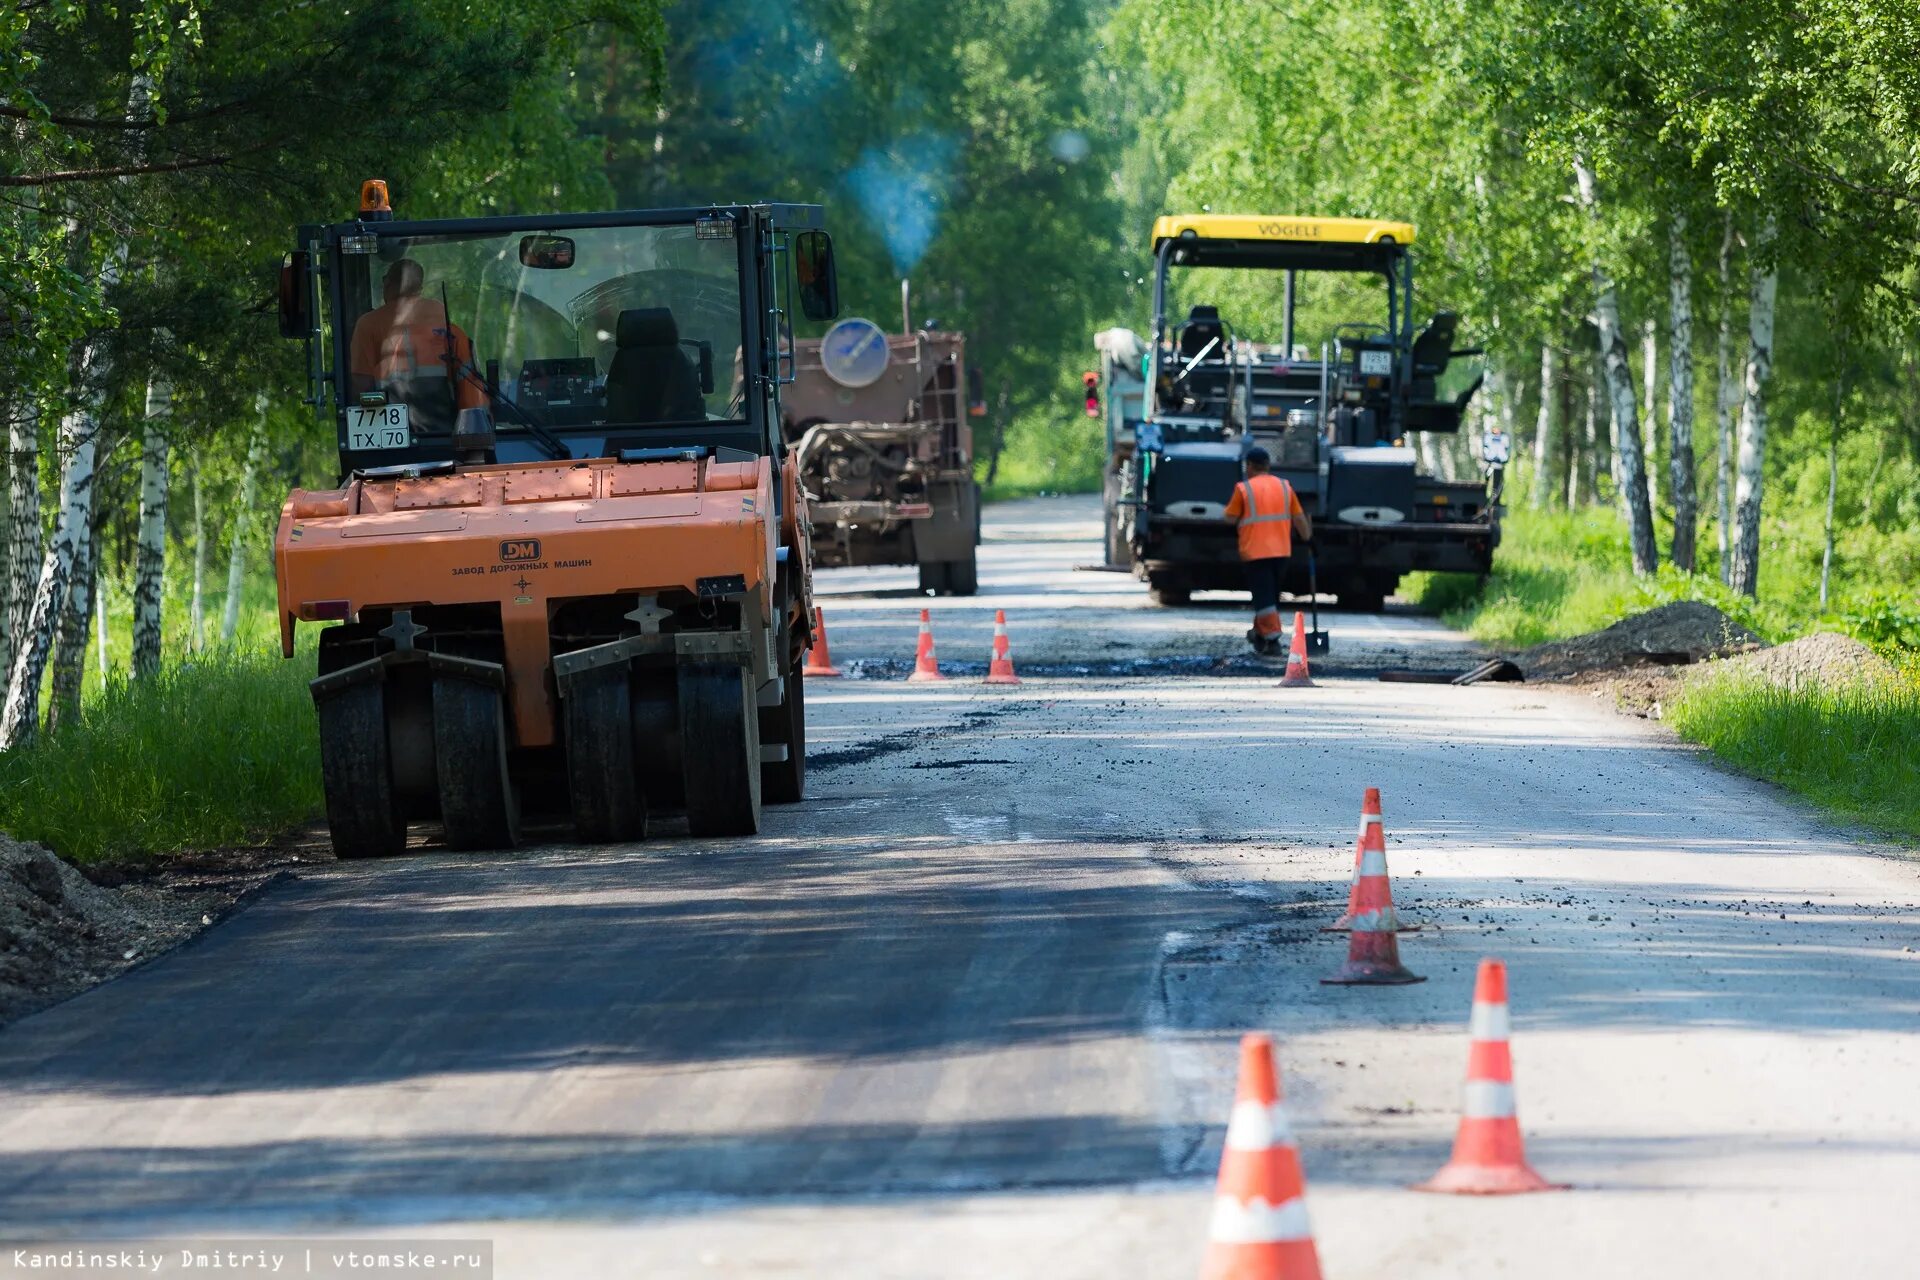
[349,258,487,420]
[1223,446,1311,655]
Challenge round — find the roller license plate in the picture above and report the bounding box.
[347,404,411,451]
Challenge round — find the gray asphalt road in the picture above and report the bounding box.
[2,496,1916,1278]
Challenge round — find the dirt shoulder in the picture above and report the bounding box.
[0,828,328,1030]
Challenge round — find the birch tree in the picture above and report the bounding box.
[1573,157,1658,575]
[47,522,93,733]
[132,375,172,676]
[1666,213,1698,571]
[190,464,208,650]
[1727,216,1777,598]
[1640,319,1659,515]
[1714,217,1740,581]
[221,398,268,643]
[1529,345,1556,508]
[2,403,39,675]
[3,396,106,748]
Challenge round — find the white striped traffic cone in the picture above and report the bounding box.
[984,609,1020,685]
[1413,958,1566,1194]
[1201,1033,1323,1280]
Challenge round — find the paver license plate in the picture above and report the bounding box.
[347,404,411,451]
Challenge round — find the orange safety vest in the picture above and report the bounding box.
[1227,473,1299,561]
[350,297,487,410]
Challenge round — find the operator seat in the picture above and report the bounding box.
[1411,312,1460,376]
[606,308,707,424]
[1178,304,1226,359]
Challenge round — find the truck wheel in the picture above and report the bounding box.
[759,666,805,804]
[1340,589,1387,614]
[1147,572,1191,607]
[946,556,979,596]
[679,663,762,837]
[563,665,646,843]
[432,674,520,851]
[317,679,407,860]
[918,560,949,594]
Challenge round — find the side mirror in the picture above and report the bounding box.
[518,234,576,269]
[277,251,311,340]
[795,230,840,322]
[1081,370,1100,418]
[1481,428,1511,466]
[966,365,987,417]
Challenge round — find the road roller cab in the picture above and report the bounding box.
[273,185,840,857]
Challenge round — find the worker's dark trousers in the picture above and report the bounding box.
[1243,556,1289,637]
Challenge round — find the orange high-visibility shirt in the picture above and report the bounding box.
[1224,473,1303,561]
[349,297,486,410]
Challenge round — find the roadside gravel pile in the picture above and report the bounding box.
[1693,631,1898,692]
[0,836,143,1025]
[0,835,257,1028]
[1510,601,1763,680]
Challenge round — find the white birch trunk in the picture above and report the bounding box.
[133,375,171,677]
[3,402,103,747]
[1531,346,1557,508]
[1820,373,1843,609]
[1667,213,1698,572]
[1573,376,1600,506]
[1716,215,1740,582]
[1641,319,1660,514]
[190,463,207,650]
[47,505,95,732]
[221,398,268,643]
[1728,216,1777,598]
[2,403,40,675]
[1573,157,1658,575]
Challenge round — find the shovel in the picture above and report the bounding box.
[1305,547,1330,655]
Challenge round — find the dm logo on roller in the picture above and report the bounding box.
[499,539,542,563]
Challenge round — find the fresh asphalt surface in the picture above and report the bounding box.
[2,495,1918,1276]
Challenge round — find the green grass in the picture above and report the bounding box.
[1404,504,1809,651]
[0,647,321,864]
[1668,666,1920,842]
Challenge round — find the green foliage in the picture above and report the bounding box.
[1406,506,1644,649]
[1836,592,1920,656]
[1668,669,1920,843]
[0,647,320,863]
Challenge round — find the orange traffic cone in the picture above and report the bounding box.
[1324,788,1419,933]
[801,606,842,678]
[1278,612,1313,688]
[907,608,946,683]
[984,609,1021,685]
[1321,813,1423,984]
[1415,959,1567,1194]
[1202,1034,1323,1280]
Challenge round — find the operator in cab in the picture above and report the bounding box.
[349,258,487,418]
[1224,446,1311,656]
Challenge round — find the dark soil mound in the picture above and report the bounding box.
[1511,601,1762,680]
[0,836,139,1025]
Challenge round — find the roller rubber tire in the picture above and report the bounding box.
[1147,572,1191,607]
[679,663,762,837]
[432,674,520,850]
[945,555,979,597]
[563,665,646,843]
[317,679,406,860]
[759,667,805,805]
